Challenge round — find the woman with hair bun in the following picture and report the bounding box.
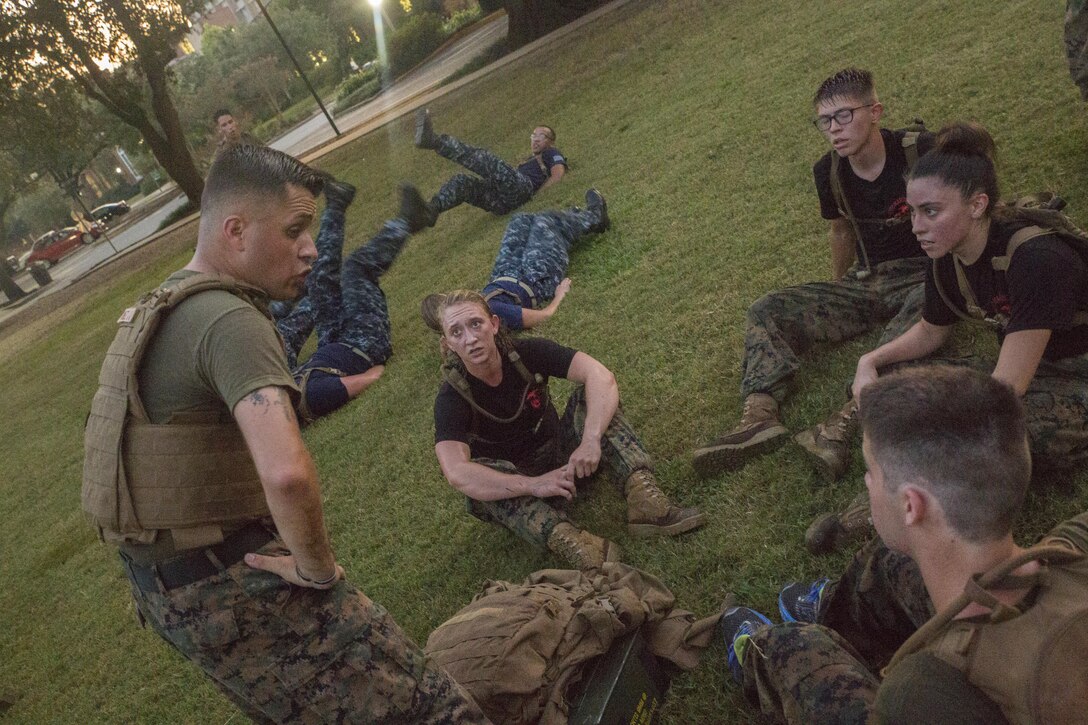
[852,121,1088,471]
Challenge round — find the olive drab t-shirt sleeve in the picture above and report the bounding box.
[197,304,299,411]
[874,653,1010,724]
[138,287,298,423]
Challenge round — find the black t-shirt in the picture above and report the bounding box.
[434,337,577,472]
[813,128,935,267]
[923,219,1088,360]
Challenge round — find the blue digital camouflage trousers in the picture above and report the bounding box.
[488,207,602,304]
[468,386,652,550]
[429,134,535,216]
[740,257,927,400]
[276,207,409,371]
[741,540,933,724]
[121,538,489,724]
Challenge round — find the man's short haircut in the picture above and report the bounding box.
[200,144,326,220]
[213,108,233,124]
[537,125,556,141]
[859,365,1029,542]
[813,68,876,107]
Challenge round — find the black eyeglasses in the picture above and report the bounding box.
[812,104,874,131]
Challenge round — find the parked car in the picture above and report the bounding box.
[87,200,130,225]
[26,225,102,267]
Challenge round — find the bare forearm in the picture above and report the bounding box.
[581,373,619,442]
[263,462,337,574]
[235,386,336,577]
[829,225,856,281]
[863,320,949,369]
[446,459,533,501]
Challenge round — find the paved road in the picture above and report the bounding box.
[1,14,507,322]
[274,14,507,157]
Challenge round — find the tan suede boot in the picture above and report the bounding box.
[794,399,858,483]
[546,522,622,570]
[804,489,873,555]
[624,470,706,537]
[692,393,789,478]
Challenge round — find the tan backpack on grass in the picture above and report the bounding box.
[424,563,719,725]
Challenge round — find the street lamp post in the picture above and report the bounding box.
[252,0,341,137]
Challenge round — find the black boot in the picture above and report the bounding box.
[414,109,438,150]
[585,188,610,234]
[399,182,437,232]
[324,180,356,210]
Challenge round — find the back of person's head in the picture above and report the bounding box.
[199,144,325,234]
[858,366,1029,542]
[813,67,876,107]
[909,122,999,214]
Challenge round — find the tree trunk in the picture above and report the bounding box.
[141,56,205,204]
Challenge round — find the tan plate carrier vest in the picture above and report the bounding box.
[82,273,273,548]
[884,543,1088,723]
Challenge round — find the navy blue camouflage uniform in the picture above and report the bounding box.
[428,134,565,216]
[482,206,602,330]
[276,201,410,419]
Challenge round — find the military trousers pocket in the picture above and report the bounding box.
[273,591,427,721]
[159,607,241,654]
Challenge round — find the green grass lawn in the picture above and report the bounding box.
[3,0,1087,721]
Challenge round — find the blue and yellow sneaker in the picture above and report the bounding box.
[777,578,830,624]
[719,606,772,683]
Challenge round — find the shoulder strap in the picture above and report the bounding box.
[829,153,873,277]
[440,347,544,425]
[884,544,1085,675]
[901,130,921,172]
[931,258,984,327]
[991,225,1052,272]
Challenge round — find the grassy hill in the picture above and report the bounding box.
[2,0,1085,721]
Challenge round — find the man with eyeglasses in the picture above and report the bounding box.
[693,68,934,499]
[414,109,567,218]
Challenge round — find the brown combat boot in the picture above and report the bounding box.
[794,399,858,483]
[804,489,873,555]
[546,522,622,570]
[692,393,789,478]
[624,469,707,538]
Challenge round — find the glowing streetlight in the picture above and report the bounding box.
[369,0,392,88]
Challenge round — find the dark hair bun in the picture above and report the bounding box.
[935,122,996,160]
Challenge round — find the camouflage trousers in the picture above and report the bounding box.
[277,212,410,371]
[486,208,602,304]
[740,257,927,399]
[120,539,489,724]
[468,386,653,549]
[742,540,932,724]
[893,352,1088,468]
[429,135,535,216]
[1067,0,1088,99]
